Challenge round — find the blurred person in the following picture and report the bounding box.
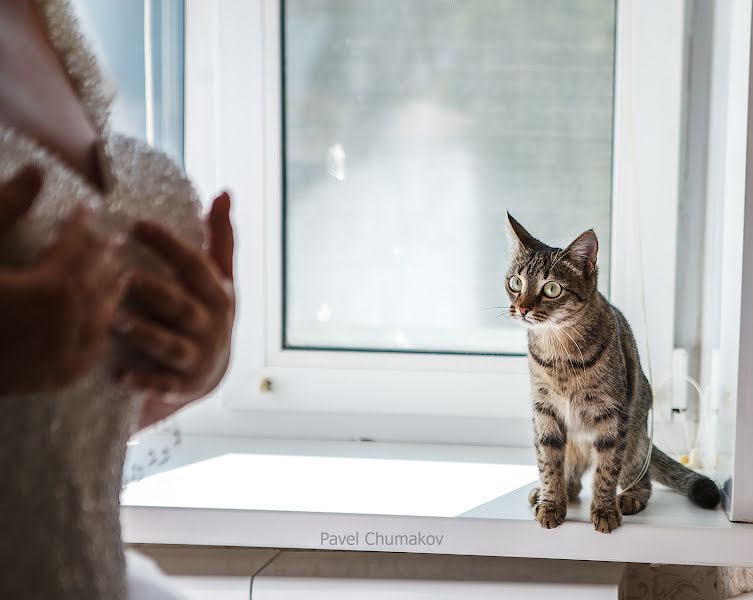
[0,0,235,597]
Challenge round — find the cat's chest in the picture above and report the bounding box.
[532,369,594,438]
[555,396,594,440]
[529,358,583,399]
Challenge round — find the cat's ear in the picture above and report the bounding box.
[507,212,541,254]
[566,229,599,274]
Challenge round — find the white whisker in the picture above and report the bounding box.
[558,325,587,379]
[552,328,582,388]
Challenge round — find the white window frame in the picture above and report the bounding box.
[697,0,753,522]
[180,0,685,445]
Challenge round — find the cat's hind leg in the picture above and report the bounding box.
[618,468,652,515]
[617,434,653,515]
[565,442,592,501]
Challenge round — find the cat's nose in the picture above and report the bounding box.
[519,306,531,316]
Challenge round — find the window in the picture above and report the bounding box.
[115,0,753,525]
[72,0,185,164]
[283,1,615,355]
[148,0,683,447]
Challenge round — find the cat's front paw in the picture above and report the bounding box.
[591,504,622,534]
[528,487,540,506]
[534,501,566,529]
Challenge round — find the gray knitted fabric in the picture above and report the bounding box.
[0,1,203,597]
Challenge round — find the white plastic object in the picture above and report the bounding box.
[671,348,689,414]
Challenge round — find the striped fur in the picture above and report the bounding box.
[506,214,721,533]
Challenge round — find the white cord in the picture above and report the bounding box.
[620,12,654,493]
[619,367,706,493]
[619,227,654,491]
[616,6,706,493]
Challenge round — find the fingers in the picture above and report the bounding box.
[45,210,126,308]
[120,369,188,397]
[44,207,124,273]
[124,270,210,336]
[60,241,127,382]
[38,208,127,385]
[43,206,97,265]
[88,241,129,328]
[208,192,234,280]
[120,194,236,411]
[52,271,125,388]
[132,220,227,307]
[0,165,43,233]
[113,309,201,374]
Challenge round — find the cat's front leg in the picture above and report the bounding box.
[532,401,568,529]
[589,402,627,533]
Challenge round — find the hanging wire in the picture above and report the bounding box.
[619,6,654,494]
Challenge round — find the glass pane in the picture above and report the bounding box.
[72,0,185,164]
[283,0,615,355]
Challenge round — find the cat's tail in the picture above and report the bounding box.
[650,445,721,509]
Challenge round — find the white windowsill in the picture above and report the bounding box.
[121,438,753,567]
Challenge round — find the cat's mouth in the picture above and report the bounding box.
[512,310,551,328]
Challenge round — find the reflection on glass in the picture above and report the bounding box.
[284,0,615,354]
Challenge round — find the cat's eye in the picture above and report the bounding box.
[543,281,562,298]
[508,275,523,292]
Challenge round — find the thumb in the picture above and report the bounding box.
[0,166,43,234]
[207,191,234,280]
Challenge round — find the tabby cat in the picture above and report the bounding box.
[505,214,721,533]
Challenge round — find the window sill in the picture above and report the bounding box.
[121,438,753,567]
